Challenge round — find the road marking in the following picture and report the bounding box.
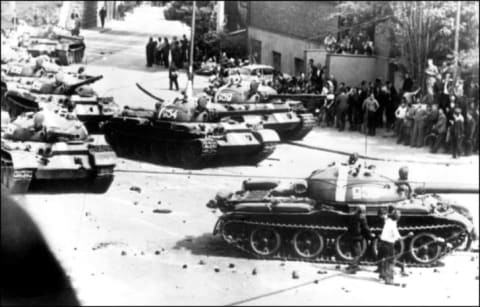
[227,273,342,306]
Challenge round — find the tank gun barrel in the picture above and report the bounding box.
[65,75,103,94]
[412,182,479,194]
[56,34,85,41]
[212,107,292,118]
[265,94,327,102]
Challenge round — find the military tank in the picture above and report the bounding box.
[101,84,280,169]
[211,80,316,140]
[207,160,477,267]
[2,74,119,133]
[1,109,116,194]
[18,27,86,65]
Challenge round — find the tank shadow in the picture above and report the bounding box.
[27,179,107,195]
[173,233,255,259]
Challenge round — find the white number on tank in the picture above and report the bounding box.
[32,81,43,91]
[160,108,178,119]
[352,187,362,199]
[10,66,23,74]
[217,92,233,102]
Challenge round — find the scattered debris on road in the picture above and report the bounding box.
[153,209,172,214]
[130,186,142,193]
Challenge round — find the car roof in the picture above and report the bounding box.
[240,64,274,70]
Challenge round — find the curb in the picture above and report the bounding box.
[287,141,478,166]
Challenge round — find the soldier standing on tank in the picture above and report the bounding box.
[345,205,375,274]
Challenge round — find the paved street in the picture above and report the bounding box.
[10,5,480,306]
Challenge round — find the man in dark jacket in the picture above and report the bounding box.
[346,205,375,274]
[451,108,464,158]
[336,88,349,131]
[463,111,476,156]
[402,73,413,93]
[99,6,107,28]
[145,37,154,67]
[430,108,447,153]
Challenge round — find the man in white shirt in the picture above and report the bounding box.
[378,209,413,285]
[394,98,408,136]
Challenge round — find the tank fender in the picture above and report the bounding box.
[88,146,116,168]
[7,151,38,170]
[253,129,280,143]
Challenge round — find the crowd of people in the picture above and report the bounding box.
[272,58,479,159]
[324,30,375,56]
[145,34,189,69]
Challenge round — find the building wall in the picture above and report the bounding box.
[249,1,338,42]
[248,27,322,75]
[327,54,389,87]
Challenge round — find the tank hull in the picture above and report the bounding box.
[1,140,116,194]
[209,172,475,267]
[25,38,85,65]
[102,115,279,169]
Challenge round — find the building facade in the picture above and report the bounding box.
[246,1,338,75]
[246,1,395,87]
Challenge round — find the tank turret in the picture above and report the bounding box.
[207,160,477,266]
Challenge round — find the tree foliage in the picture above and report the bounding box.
[332,1,479,88]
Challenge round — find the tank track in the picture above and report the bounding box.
[281,113,316,141]
[1,151,33,193]
[105,129,221,168]
[218,219,468,268]
[249,142,276,164]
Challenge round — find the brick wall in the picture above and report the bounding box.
[249,1,338,42]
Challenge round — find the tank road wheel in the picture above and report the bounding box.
[166,143,181,166]
[180,141,204,169]
[334,233,367,261]
[409,232,443,264]
[90,174,114,194]
[149,143,167,164]
[249,227,282,256]
[292,229,325,258]
[250,142,276,165]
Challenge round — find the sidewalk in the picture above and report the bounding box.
[296,127,479,166]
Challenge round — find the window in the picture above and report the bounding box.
[294,58,305,76]
[272,51,281,72]
[250,39,262,64]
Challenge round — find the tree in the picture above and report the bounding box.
[331,1,479,90]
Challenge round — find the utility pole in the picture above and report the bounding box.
[453,1,461,82]
[185,0,196,98]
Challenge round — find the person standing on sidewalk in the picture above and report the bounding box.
[99,6,107,29]
[145,37,154,67]
[451,108,464,159]
[362,92,380,136]
[169,63,179,91]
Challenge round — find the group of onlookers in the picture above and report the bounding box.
[324,30,375,56]
[274,58,479,158]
